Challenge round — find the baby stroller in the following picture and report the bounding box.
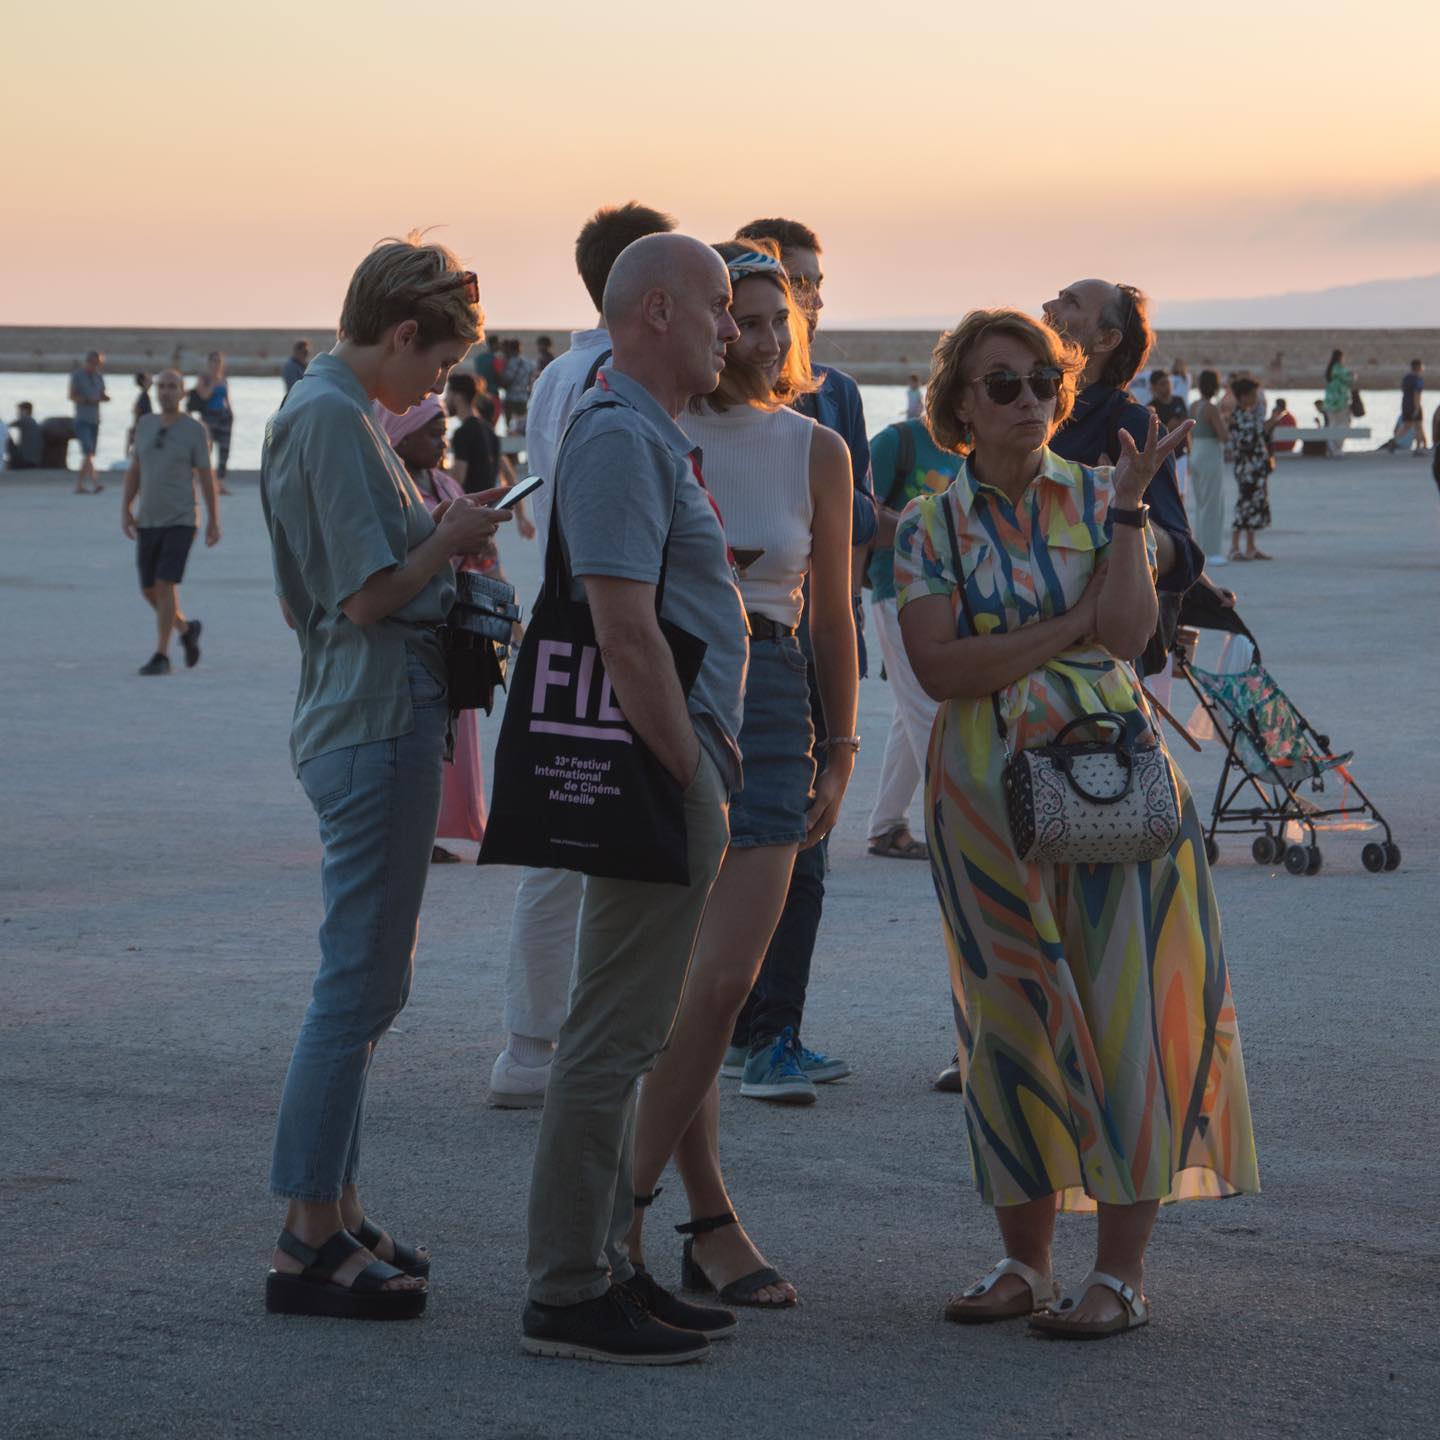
[1169,584,1399,877]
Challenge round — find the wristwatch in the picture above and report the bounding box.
[1110,503,1150,529]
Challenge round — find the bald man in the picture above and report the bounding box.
[521,235,747,1366]
[1043,280,1203,599]
[122,370,219,674]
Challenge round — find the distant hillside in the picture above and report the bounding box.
[1153,273,1440,328]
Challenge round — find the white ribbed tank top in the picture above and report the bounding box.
[681,402,815,627]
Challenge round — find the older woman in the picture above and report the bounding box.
[896,309,1257,1339]
[261,237,509,1320]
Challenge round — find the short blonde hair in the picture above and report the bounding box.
[694,238,820,415]
[925,308,1084,454]
[338,231,483,348]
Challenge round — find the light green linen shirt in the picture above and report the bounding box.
[260,353,454,770]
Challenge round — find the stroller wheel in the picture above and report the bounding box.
[1283,845,1310,876]
[1271,840,1289,868]
[1384,842,1402,871]
[1252,836,1276,865]
[1362,843,1387,873]
[1306,846,1323,875]
[1205,837,1220,866]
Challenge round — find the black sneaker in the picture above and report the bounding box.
[138,653,172,676]
[621,1267,738,1338]
[180,619,202,668]
[521,1284,710,1365]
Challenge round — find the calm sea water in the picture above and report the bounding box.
[0,372,1412,474]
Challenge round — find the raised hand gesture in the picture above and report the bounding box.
[1113,412,1193,506]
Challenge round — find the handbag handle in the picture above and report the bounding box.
[940,492,1012,755]
[1052,712,1129,749]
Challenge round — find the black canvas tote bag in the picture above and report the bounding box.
[478,420,707,885]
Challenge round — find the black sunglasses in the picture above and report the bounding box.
[153,428,167,450]
[969,366,1064,405]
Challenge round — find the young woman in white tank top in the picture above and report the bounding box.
[625,242,858,1308]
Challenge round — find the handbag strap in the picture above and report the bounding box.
[939,490,1010,751]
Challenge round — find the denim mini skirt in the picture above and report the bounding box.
[728,633,817,848]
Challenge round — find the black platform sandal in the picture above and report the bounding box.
[265,1228,427,1320]
[676,1212,796,1308]
[351,1216,431,1278]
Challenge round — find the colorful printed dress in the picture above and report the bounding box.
[894,449,1258,1212]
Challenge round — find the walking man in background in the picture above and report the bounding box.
[488,199,677,1108]
[70,349,109,493]
[1381,360,1427,454]
[521,233,745,1365]
[121,370,219,675]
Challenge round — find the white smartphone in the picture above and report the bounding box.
[495,474,545,510]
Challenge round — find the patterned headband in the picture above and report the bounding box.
[726,250,785,283]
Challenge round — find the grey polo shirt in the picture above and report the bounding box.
[71,369,105,423]
[556,368,748,793]
[132,414,210,528]
[260,353,454,771]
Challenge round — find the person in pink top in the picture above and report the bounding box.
[374,396,488,861]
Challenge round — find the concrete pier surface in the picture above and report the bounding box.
[2,453,1437,1438]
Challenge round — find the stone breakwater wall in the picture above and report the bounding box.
[3,325,1435,387]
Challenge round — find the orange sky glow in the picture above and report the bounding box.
[3,1,1438,328]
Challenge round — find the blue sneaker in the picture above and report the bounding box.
[738,1028,817,1105]
[720,1044,748,1080]
[797,1042,851,1085]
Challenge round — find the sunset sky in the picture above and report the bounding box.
[4,0,1438,328]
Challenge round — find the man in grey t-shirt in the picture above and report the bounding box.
[521,234,746,1366]
[69,349,109,493]
[121,371,219,675]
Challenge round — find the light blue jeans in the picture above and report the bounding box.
[269,653,448,1201]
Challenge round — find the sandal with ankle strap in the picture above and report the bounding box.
[676,1212,796,1309]
[1027,1268,1149,1340]
[265,1228,427,1320]
[351,1216,430,1278]
[943,1257,1059,1324]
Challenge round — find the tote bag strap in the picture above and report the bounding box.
[545,399,680,620]
[939,491,1009,750]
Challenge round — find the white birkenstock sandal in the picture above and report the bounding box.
[1027,1268,1149,1339]
[943,1257,1061,1324]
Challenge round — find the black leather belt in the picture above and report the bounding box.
[748,614,798,641]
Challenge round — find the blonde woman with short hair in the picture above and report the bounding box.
[896,309,1258,1339]
[260,236,511,1321]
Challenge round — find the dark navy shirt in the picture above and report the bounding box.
[797,363,877,546]
[1051,383,1203,593]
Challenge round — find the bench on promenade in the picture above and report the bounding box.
[1272,425,1371,456]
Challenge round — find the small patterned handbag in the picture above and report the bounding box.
[941,495,1181,865]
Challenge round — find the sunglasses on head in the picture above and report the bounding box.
[969,366,1063,405]
[455,270,479,305]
